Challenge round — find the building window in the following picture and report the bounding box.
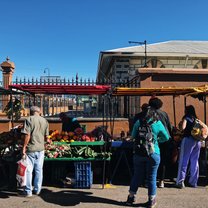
[201,59,207,69]
[116,65,122,68]
[151,59,157,68]
[116,71,127,74]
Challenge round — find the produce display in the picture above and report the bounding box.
[45,127,111,160]
[0,126,111,161]
[48,128,96,143]
[44,142,111,160]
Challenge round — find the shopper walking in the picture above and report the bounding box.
[20,106,49,197]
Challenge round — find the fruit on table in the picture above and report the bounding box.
[48,129,97,142]
[82,135,91,142]
[63,135,69,140]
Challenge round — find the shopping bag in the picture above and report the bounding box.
[16,157,27,187]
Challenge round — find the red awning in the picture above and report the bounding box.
[9,84,111,95]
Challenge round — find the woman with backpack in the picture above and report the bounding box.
[176,105,201,188]
[126,107,169,208]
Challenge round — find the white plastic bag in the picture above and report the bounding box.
[16,157,27,187]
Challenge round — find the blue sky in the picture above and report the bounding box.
[0,0,208,81]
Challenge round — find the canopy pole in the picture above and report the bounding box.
[33,95,36,105]
[203,95,207,124]
[173,95,176,127]
[76,95,78,118]
[102,95,105,189]
[202,95,208,185]
[10,90,14,128]
[184,96,187,108]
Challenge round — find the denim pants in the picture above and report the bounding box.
[129,153,160,197]
[25,151,44,195]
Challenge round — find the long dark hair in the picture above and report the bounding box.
[142,107,159,124]
[184,105,197,118]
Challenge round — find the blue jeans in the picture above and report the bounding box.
[25,151,44,195]
[129,153,160,197]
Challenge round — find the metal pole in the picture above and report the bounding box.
[184,97,187,108]
[10,91,14,128]
[129,40,147,67]
[144,40,147,67]
[102,95,105,189]
[173,96,176,127]
[204,96,207,124]
[44,67,50,77]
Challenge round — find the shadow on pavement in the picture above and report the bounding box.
[0,190,17,199]
[39,188,147,207]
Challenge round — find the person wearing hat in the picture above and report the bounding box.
[59,112,81,132]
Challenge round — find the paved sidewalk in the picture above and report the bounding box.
[1,182,208,208]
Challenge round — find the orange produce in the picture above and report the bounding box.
[68,131,74,137]
[63,135,69,140]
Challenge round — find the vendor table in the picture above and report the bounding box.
[44,141,111,188]
[110,141,133,184]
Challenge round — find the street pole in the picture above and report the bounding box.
[128,40,147,67]
[44,67,50,77]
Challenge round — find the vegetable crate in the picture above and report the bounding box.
[74,162,93,189]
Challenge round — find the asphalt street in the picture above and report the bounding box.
[1,180,208,208]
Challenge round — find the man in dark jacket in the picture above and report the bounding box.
[149,97,173,188]
[133,103,149,124]
[59,112,81,132]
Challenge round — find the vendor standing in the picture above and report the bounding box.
[59,112,81,132]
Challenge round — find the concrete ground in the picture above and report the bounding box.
[1,180,208,208]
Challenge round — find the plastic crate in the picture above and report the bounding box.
[74,162,93,188]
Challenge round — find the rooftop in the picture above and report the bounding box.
[108,40,208,55]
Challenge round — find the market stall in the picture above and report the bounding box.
[112,86,204,126]
[109,85,208,183]
[184,85,208,177]
[0,86,25,190]
[8,82,112,188]
[4,83,208,187]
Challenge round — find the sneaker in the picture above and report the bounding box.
[126,195,135,206]
[33,191,41,195]
[187,183,197,188]
[158,180,164,188]
[175,181,185,189]
[18,191,32,198]
[147,197,157,208]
